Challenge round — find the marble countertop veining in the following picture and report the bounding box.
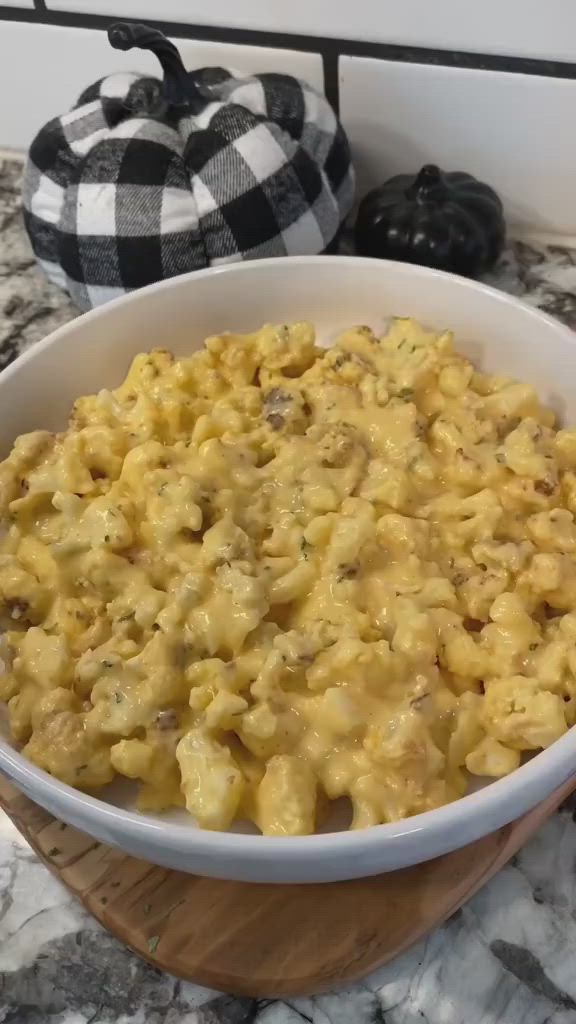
[3,155,576,1024]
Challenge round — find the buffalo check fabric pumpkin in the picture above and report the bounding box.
[23,50,354,311]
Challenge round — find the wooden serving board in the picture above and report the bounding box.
[0,773,574,997]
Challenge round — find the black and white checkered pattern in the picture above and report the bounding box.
[23,67,354,311]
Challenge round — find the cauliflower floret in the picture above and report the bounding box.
[483,676,567,750]
[465,736,521,777]
[364,706,445,780]
[23,710,113,788]
[176,728,244,830]
[256,755,317,836]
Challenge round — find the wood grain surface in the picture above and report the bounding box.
[0,773,574,997]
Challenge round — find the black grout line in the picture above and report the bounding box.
[321,51,339,115]
[1,4,576,84]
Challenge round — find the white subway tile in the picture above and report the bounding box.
[168,38,322,91]
[47,0,576,63]
[339,54,576,239]
[0,22,323,151]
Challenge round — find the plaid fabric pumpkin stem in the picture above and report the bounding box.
[23,22,355,311]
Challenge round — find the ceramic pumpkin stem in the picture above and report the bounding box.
[107,22,198,108]
[408,165,447,203]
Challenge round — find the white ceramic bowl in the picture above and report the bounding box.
[1,256,575,884]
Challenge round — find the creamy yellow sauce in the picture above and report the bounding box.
[0,319,574,835]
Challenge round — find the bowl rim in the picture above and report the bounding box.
[1,726,574,855]
[1,253,575,861]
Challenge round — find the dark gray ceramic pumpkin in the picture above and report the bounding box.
[355,164,505,278]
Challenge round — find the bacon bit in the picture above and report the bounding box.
[181,527,200,542]
[155,709,179,731]
[534,478,555,496]
[266,412,284,430]
[463,617,484,633]
[8,600,29,621]
[337,563,358,581]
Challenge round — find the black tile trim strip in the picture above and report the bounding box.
[321,51,339,114]
[2,3,576,86]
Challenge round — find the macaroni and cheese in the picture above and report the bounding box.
[0,319,574,835]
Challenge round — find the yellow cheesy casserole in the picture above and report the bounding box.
[0,318,574,835]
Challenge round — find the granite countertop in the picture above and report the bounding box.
[3,155,576,1024]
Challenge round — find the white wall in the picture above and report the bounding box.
[1,7,576,240]
[40,0,576,63]
[340,56,576,240]
[0,21,323,151]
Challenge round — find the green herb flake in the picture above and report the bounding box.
[300,538,312,560]
[48,847,61,858]
[148,935,160,955]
